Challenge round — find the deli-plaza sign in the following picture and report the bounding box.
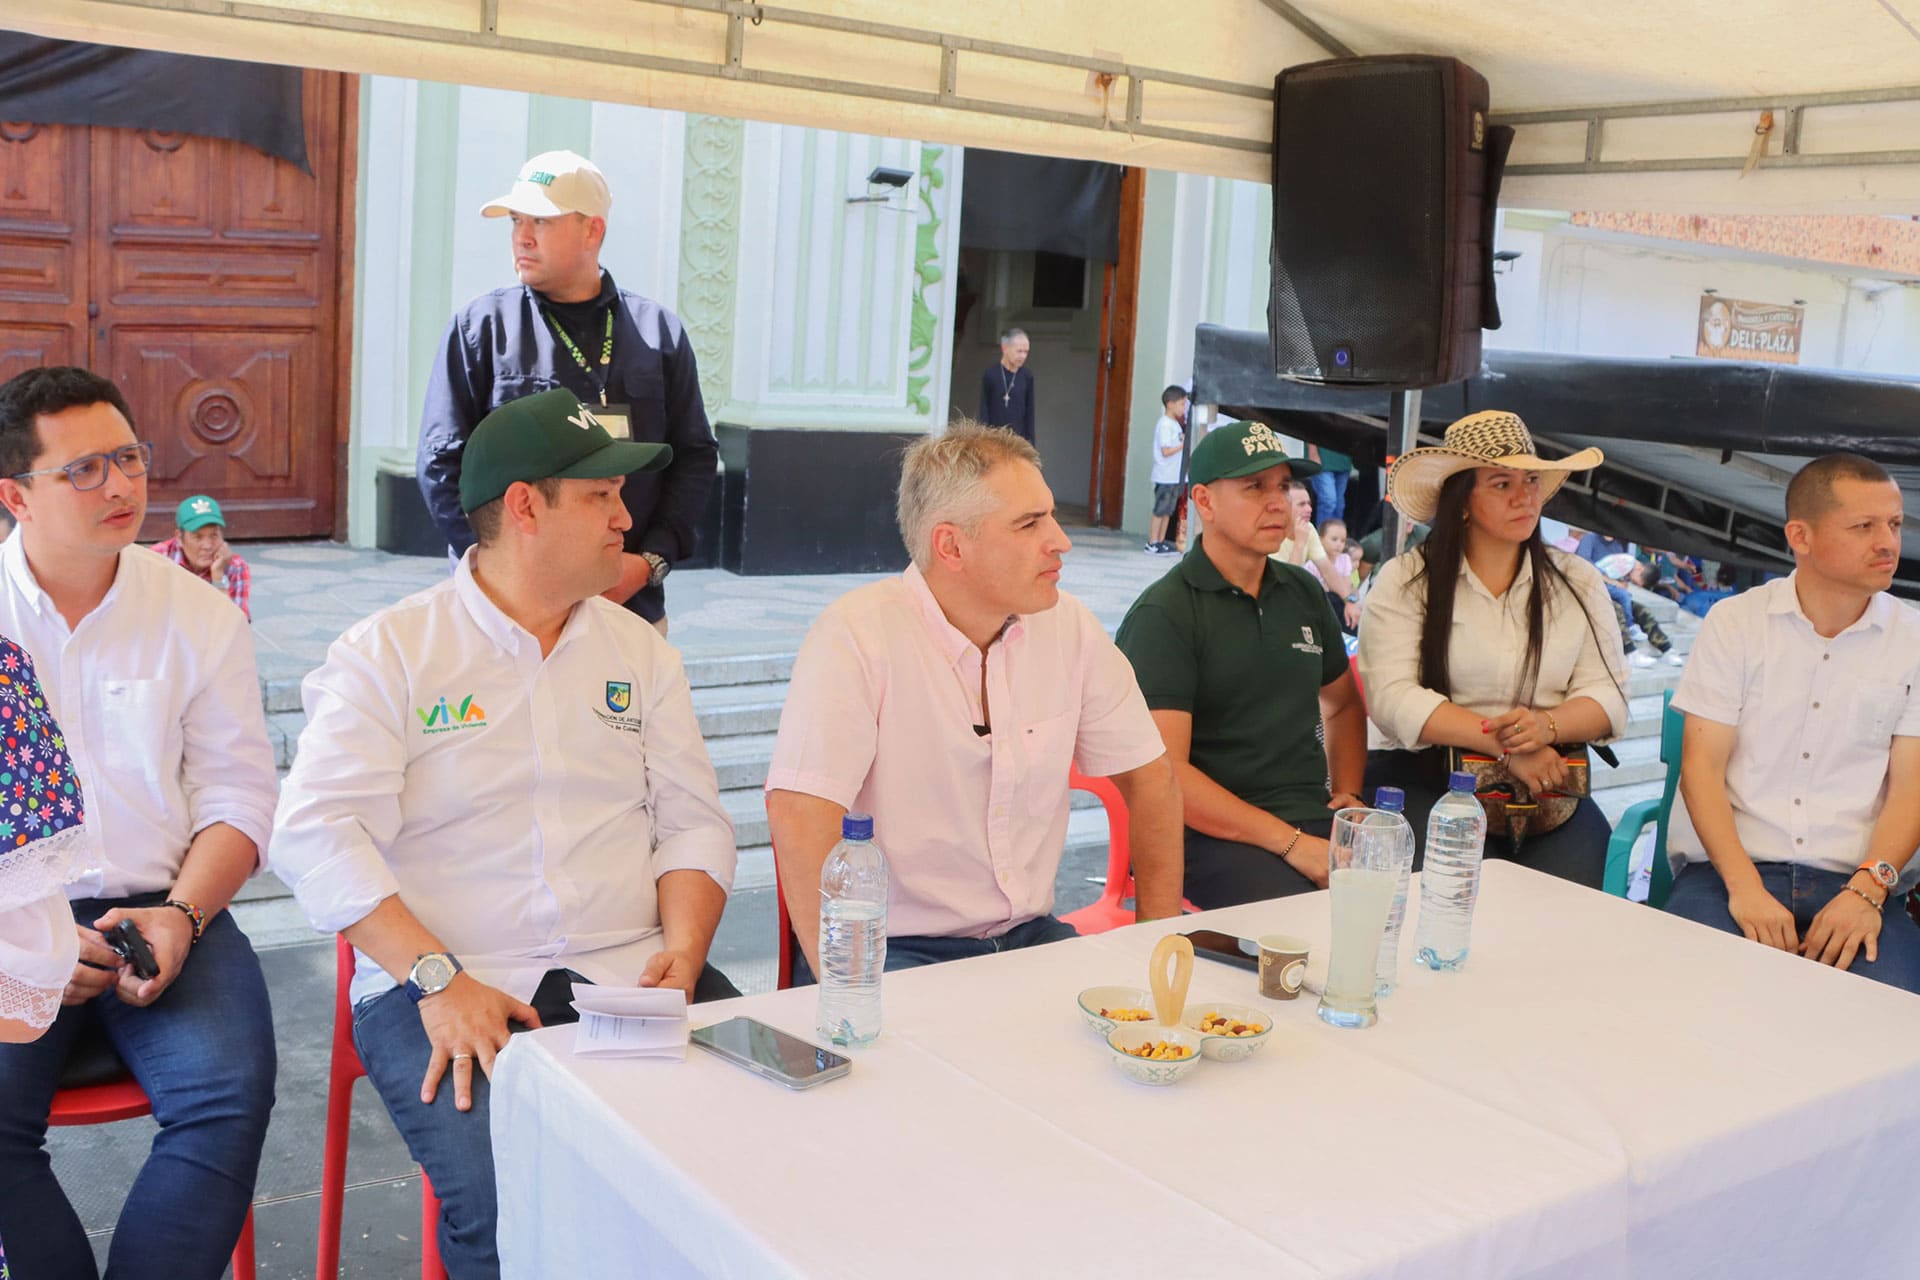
[1695,294,1804,364]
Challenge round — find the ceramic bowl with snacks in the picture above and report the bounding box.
[1077,986,1155,1035]
[1105,1024,1205,1085]
[1182,1002,1273,1062]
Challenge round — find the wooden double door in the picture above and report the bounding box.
[0,70,354,540]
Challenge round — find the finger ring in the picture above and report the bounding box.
[453,1053,474,1061]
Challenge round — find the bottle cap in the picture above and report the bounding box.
[1374,786,1406,812]
[841,812,875,841]
[1448,771,1478,793]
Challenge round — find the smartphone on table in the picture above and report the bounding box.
[1181,929,1261,973]
[690,1017,852,1090]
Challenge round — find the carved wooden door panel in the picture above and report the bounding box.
[90,71,346,541]
[0,121,90,381]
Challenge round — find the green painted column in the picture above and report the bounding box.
[677,115,745,418]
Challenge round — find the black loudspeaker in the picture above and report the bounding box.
[1268,55,1514,388]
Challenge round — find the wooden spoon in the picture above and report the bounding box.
[1149,933,1194,1028]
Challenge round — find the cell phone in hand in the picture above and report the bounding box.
[105,919,160,981]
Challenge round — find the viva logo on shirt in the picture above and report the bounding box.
[416,694,487,735]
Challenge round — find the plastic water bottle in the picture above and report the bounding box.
[816,812,889,1047]
[1414,772,1489,971]
[1372,787,1416,996]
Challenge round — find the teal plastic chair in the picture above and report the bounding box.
[1602,690,1681,908]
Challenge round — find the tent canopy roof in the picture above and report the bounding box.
[14,0,1920,209]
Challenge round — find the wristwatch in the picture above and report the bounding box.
[405,952,464,1003]
[1860,860,1899,891]
[640,551,671,586]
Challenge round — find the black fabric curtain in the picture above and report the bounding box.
[959,149,1121,263]
[0,35,308,172]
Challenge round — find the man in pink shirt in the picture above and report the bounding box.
[767,424,1183,975]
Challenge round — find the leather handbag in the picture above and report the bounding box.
[1445,745,1605,852]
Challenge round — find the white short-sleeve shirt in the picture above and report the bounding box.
[1670,574,1920,891]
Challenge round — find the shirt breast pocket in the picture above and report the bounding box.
[1850,682,1906,749]
[100,679,170,783]
[1022,710,1078,819]
[618,372,669,443]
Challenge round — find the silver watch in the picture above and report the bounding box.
[405,951,462,1003]
[640,551,671,585]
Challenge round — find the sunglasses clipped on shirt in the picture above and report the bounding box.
[11,442,154,492]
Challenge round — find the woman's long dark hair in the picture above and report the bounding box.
[1407,468,1586,707]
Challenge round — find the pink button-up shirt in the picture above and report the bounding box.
[767,565,1164,939]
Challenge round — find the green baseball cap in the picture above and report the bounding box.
[1188,422,1321,486]
[176,495,226,532]
[458,389,672,513]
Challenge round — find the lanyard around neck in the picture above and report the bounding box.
[542,305,614,404]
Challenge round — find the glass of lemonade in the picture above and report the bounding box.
[1317,807,1401,1030]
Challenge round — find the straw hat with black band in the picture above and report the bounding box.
[1385,410,1604,524]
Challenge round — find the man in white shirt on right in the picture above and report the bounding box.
[1666,452,1920,993]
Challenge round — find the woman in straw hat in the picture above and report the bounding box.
[1356,411,1629,888]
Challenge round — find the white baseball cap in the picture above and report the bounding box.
[480,150,612,219]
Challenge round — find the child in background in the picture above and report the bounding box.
[1309,518,1360,632]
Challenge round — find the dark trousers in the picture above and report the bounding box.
[1665,862,1920,994]
[1182,818,1336,910]
[790,913,1080,986]
[354,962,738,1280]
[1364,749,1613,890]
[0,895,276,1280]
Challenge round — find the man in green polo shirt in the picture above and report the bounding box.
[1116,422,1367,907]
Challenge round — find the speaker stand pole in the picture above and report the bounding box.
[1384,389,1423,558]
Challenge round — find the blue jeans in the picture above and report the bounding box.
[1664,862,1920,994]
[790,913,1080,985]
[0,895,276,1280]
[354,964,739,1280]
[1306,470,1349,524]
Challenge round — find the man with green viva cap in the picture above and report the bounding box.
[273,387,740,1278]
[151,493,252,620]
[1114,421,1368,908]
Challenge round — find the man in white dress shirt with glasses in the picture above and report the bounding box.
[273,389,737,1279]
[0,366,279,1279]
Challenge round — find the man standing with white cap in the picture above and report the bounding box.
[416,149,716,633]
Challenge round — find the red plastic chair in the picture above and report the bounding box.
[318,934,447,1280]
[1059,766,1204,934]
[48,1035,256,1278]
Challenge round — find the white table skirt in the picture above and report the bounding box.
[492,861,1920,1279]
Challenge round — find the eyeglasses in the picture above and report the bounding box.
[12,442,153,492]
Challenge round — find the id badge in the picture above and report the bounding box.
[595,403,633,439]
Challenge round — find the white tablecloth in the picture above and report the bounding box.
[492,862,1920,1278]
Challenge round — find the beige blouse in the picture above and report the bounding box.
[1357,547,1630,751]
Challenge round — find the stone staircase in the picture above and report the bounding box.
[243,586,1695,909]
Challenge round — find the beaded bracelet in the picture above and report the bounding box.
[1278,827,1303,864]
[164,898,206,943]
[1843,885,1884,912]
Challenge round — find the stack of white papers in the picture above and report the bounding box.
[570,984,689,1060]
